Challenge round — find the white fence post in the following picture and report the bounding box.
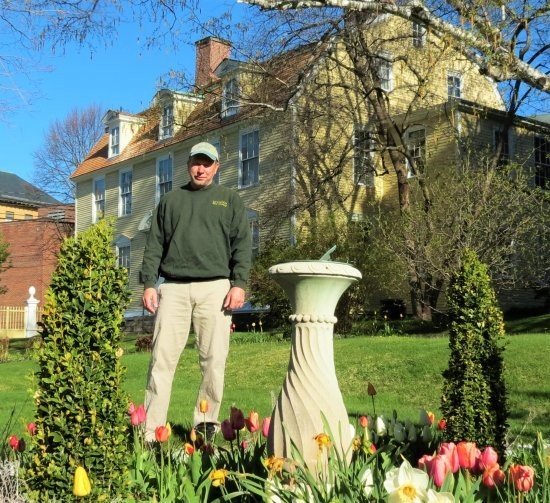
[25,286,40,338]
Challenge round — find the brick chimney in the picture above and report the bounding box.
[195,37,232,89]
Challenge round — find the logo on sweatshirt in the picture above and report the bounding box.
[212,200,228,208]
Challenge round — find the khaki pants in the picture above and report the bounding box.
[144,279,232,441]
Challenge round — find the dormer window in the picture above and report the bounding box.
[161,104,174,139]
[222,77,239,118]
[110,126,120,156]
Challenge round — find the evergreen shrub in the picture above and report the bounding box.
[24,219,131,501]
[440,249,508,457]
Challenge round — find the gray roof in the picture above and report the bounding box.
[0,171,61,207]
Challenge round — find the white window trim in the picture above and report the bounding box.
[222,77,240,118]
[109,126,120,158]
[412,21,426,48]
[92,176,105,223]
[119,168,133,217]
[405,126,426,178]
[160,103,174,140]
[156,154,173,204]
[447,71,462,98]
[115,236,131,273]
[374,53,393,92]
[353,125,375,187]
[239,128,260,189]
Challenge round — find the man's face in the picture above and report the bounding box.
[187,154,220,189]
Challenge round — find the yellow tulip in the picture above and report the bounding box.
[73,466,91,497]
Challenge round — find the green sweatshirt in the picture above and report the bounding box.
[140,183,251,290]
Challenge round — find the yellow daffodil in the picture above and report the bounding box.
[73,466,92,497]
[209,468,229,487]
[314,433,331,450]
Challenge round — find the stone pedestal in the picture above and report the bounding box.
[267,261,362,471]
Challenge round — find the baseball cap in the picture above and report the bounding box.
[189,142,219,161]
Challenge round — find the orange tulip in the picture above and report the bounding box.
[482,463,505,488]
[509,464,535,492]
[359,415,368,428]
[456,441,477,470]
[245,411,260,433]
[155,423,171,443]
[184,442,195,455]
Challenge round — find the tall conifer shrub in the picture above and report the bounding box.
[441,249,508,457]
[25,219,131,501]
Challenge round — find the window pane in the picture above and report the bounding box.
[240,131,259,187]
[120,171,132,216]
[158,158,173,196]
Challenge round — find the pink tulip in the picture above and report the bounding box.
[26,422,37,436]
[359,415,368,428]
[482,463,505,488]
[221,419,236,441]
[245,411,260,433]
[127,402,136,415]
[479,446,499,470]
[418,454,434,472]
[261,417,271,438]
[509,464,535,492]
[131,404,146,426]
[438,442,459,473]
[430,454,453,487]
[457,441,478,470]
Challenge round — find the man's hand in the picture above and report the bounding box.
[223,286,246,310]
[142,287,159,314]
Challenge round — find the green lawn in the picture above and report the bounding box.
[1,326,549,443]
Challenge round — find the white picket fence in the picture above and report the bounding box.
[0,287,42,339]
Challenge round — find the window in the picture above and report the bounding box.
[374,55,393,92]
[240,130,259,188]
[110,126,120,156]
[119,169,132,217]
[5,211,14,221]
[222,78,239,118]
[447,72,462,98]
[494,129,510,166]
[535,136,550,189]
[161,104,174,139]
[157,156,173,201]
[93,177,105,222]
[406,127,426,177]
[116,237,131,274]
[412,21,426,48]
[353,126,375,187]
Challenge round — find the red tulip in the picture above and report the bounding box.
[482,463,505,488]
[457,441,477,470]
[438,418,447,430]
[221,419,236,441]
[155,424,171,443]
[509,464,535,492]
[230,407,245,430]
[245,411,260,433]
[26,422,37,436]
[261,417,271,438]
[8,435,19,450]
[131,404,146,426]
[359,415,368,428]
[438,442,459,473]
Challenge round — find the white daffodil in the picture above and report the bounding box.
[427,488,455,502]
[362,467,374,497]
[376,416,388,436]
[383,459,429,503]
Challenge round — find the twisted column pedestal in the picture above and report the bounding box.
[267,261,362,471]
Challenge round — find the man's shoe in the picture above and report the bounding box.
[196,422,217,442]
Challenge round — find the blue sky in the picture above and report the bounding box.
[0,1,245,187]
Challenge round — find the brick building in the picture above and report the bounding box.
[0,172,74,306]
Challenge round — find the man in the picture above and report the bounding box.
[140,141,251,442]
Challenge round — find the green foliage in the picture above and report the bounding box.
[441,249,508,456]
[0,230,10,296]
[24,219,131,501]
